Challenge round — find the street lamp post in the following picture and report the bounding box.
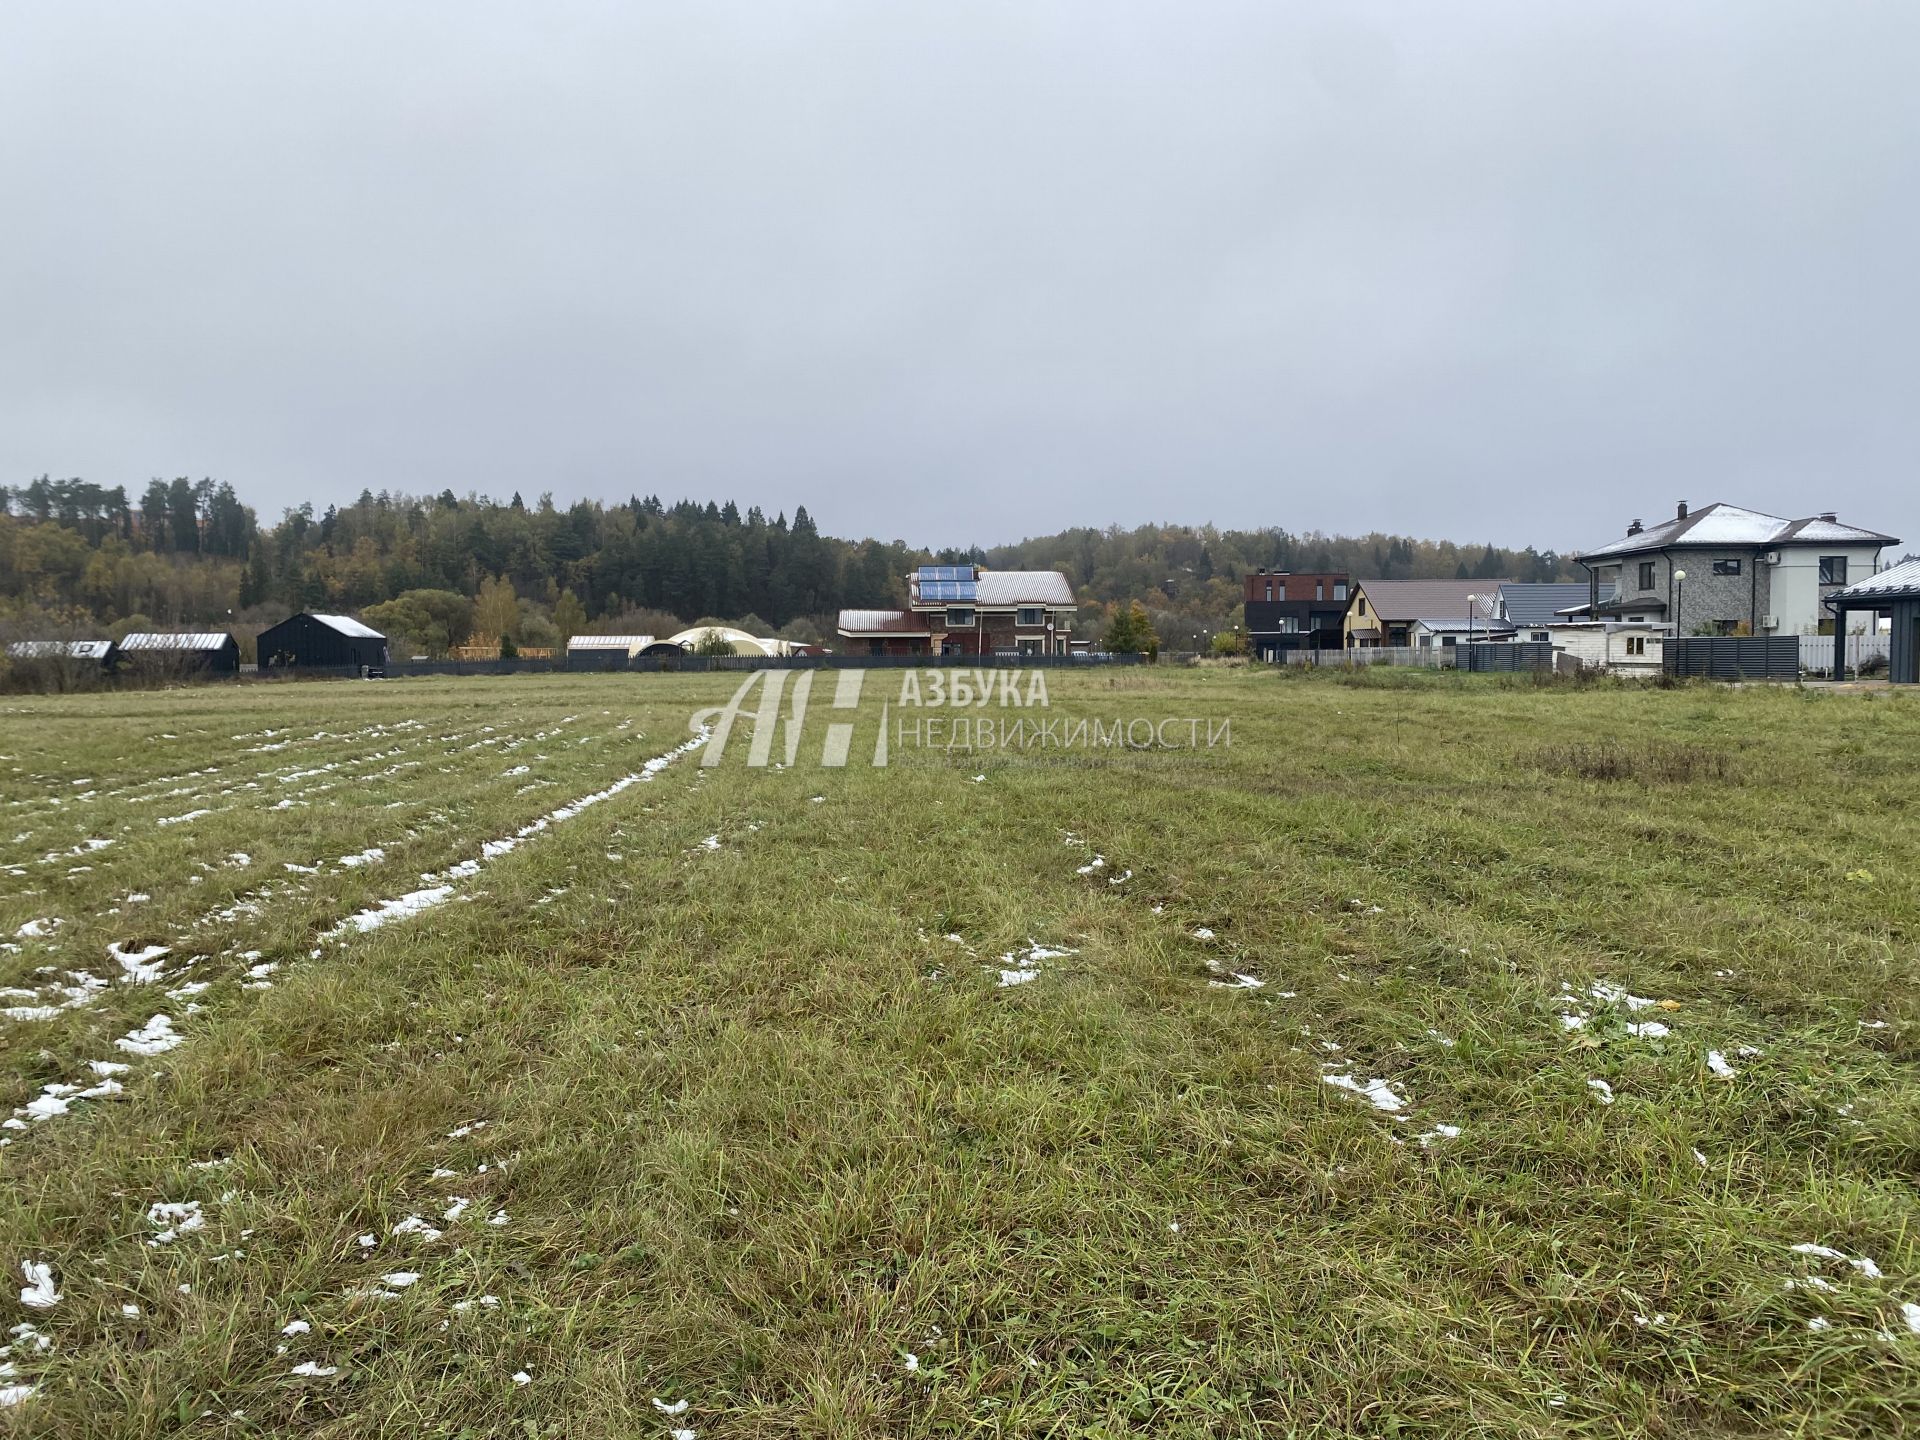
[1672,569,1687,639]
[1466,593,1478,666]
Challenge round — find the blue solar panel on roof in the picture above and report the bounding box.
[916,565,976,582]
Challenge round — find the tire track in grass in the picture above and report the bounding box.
[0,725,561,1020]
[0,730,709,1189]
[0,728,725,1417]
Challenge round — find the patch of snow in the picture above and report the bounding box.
[1322,1074,1407,1114]
[116,1014,183,1055]
[17,1262,58,1310]
[108,941,172,984]
[146,1200,206,1245]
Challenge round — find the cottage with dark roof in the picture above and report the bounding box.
[837,566,1075,656]
[1342,579,1508,649]
[1573,502,1899,637]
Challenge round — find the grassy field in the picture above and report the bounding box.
[1,666,1919,1437]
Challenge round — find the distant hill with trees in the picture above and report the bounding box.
[0,475,1578,655]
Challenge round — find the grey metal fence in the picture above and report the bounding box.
[1664,636,1800,680]
[1460,642,1554,672]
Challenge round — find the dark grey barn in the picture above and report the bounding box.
[1829,559,1920,684]
[118,632,241,674]
[257,613,389,672]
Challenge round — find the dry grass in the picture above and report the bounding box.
[0,669,1917,1435]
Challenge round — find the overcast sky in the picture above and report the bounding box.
[4,2,1916,555]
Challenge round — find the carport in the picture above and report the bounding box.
[1828,559,1920,684]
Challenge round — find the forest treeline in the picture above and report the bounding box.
[0,476,1578,653]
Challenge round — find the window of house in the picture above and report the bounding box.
[1712,619,1739,635]
[868,639,884,656]
[1626,614,1645,623]
[1015,606,1045,627]
[1358,597,1368,617]
[1638,561,1656,591]
[1263,582,1273,601]
[1334,583,1348,601]
[1625,636,1647,656]
[1820,556,1848,585]
[1314,582,1324,601]
[1712,559,1742,576]
[945,607,974,628]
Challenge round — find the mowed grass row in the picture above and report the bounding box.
[0,669,1918,1436]
[0,685,712,1122]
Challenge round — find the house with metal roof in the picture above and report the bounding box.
[1573,502,1899,637]
[565,634,653,669]
[256,613,389,672]
[837,566,1076,656]
[1342,580,1508,649]
[1494,583,1594,640]
[118,632,241,673]
[1828,558,1920,683]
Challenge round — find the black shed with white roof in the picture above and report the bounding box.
[257,613,389,672]
[118,632,241,673]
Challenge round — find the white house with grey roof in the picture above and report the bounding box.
[1572,502,1899,637]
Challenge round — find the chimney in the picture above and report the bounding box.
[1819,511,1837,523]
[1256,566,1267,575]
[1677,501,1689,520]
[1626,519,1643,536]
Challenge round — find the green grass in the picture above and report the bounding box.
[1,667,1919,1436]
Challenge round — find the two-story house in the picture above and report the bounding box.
[837,565,1076,656]
[1573,502,1899,636]
[1241,569,1349,660]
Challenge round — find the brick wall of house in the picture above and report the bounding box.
[1243,572,1348,603]
[1606,550,1770,634]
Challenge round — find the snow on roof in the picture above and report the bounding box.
[566,634,653,652]
[1415,617,1517,633]
[6,640,114,660]
[1829,558,1920,601]
[309,613,384,639]
[837,609,926,635]
[1579,503,1899,560]
[119,633,232,651]
[971,571,1074,607]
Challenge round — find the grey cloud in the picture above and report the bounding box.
[3,1,1916,554]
